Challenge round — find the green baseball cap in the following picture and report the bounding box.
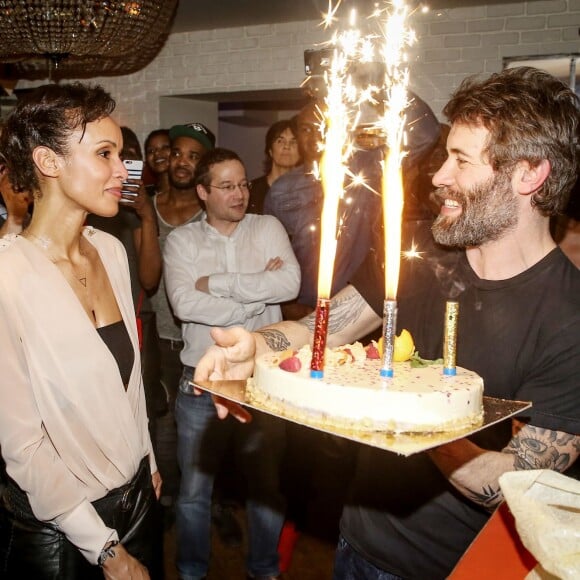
[169,122,216,151]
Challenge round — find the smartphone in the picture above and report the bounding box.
[121,159,143,201]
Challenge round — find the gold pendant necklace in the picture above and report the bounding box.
[25,232,89,289]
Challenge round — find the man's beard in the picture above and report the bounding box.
[168,171,195,190]
[431,169,519,248]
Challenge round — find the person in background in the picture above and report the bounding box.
[0,164,31,237]
[144,129,171,197]
[264,96,439,320]
[248,119,300,214]
[164,147,300,580]
[0,82,161,579]
[150,122,215,518]
[194,66,580,579]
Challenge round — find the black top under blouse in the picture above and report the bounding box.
[96,320,134,387]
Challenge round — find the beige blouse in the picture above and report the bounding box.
[0,227,156,565]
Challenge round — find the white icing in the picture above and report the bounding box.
[251,343,484,433]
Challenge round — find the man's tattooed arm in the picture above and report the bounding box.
[254,285,380,355]
[304,284,381,347]
[429,422,580,511]
[255,328,291,352]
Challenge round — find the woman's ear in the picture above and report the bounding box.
[32,146,60,178]
[516,159,550,196]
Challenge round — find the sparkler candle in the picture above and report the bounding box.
[310,298,330,378]
[380,300,398,378]
[443,301,459,376]
[378,0,412,378]
[309,19,354,379]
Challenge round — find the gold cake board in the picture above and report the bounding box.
[191,380,531,456]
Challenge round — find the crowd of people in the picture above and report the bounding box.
[0,64,578,580]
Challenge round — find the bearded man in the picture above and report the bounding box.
[195,67,580,579]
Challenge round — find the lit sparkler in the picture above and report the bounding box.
[310,11,358,379]
[309,1,415,379]
[378,0,413,378]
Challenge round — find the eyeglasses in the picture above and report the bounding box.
[208,181,252,193]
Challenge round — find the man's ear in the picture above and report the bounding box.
[32,146,60,178]
[516,159,550,195]
[196,184,208,201]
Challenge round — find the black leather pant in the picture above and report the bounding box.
[0,457,159,579]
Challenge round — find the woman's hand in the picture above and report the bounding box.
[101,543,150,579]
[151,470,162,500]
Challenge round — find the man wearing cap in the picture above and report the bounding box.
[150,122,216,514]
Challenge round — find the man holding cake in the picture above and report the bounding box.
[195,67,580,579]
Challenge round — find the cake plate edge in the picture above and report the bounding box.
[190,379,531,456]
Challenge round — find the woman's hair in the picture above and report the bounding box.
[194,147,243,189]
[443,66,580,216]
[144,128,169,153]
[0,82,116,193]
[262,118,297,174]
[121,126,142,161]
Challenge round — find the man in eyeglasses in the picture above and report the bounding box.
[163,147,300,580]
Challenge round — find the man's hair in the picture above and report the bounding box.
[444,66,580,216]
[194,147,244,189]
[262,118,298,173]
[0,83,115,194]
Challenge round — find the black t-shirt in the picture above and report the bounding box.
[343,221,580,578]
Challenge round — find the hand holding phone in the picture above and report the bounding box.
[121,159,144,203]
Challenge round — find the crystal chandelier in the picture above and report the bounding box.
[0,1,178,80]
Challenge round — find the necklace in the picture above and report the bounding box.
[25,232,89,288]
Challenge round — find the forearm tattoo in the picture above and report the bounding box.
[463,426,579,511]
[304,286,368,336]
[505,425,578,473]
[256,329,290,352]
[466,485,503,511]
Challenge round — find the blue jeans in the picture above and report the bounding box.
[333,535,404,580]
[175,366,285,580]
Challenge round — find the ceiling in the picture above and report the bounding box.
[169,0,510,34]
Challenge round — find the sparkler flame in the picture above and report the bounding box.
[379,0,413,300]
[311,1,415,376]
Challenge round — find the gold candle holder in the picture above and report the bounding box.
[443,301,459,376]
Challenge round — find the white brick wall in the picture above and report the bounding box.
[17,0,580,139]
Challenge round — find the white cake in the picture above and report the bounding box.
[248,342,484,433]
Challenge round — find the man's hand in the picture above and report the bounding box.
[265,256,283,271]
[101,543,150,579]
[195,275,210,294]
[194,326,256,422]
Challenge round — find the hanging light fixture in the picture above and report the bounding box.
[0,1,178,80]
